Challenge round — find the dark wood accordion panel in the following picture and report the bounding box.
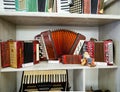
[35,29,86,60]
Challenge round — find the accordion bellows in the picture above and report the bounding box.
[35,29,86,60]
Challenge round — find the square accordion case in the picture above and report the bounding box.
[35,29,86,63]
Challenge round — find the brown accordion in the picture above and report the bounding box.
[35,29,86,60]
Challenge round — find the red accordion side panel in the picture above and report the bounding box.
[69,33,86,54]
[83,0,91,14]
[85,41,95,58]
[104,40,113,65]
[33,40,40,64]
[16,41,24,68]
[40,31,57,60]
[61,55,81,64]
[1,41,10,68]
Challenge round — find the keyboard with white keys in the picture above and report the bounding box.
[19,70,70,91]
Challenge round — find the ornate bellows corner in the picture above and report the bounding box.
[35,29,86,61]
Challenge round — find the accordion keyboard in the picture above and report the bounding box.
[22,70,67,84]
[20,70,69,91]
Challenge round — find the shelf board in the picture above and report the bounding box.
[0,61,117,72]
[0,11,120,26]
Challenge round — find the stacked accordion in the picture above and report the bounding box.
[35,29,86,64]
[19,70,70,91]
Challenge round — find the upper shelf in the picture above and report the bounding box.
[0,11,120,26]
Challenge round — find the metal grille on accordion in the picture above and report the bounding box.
[69,0,83,14]
[19,70,70,91]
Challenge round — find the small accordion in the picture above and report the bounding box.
[35,29,86,61]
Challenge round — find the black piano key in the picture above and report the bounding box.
[42,75,43,83]
[37,75,39,83]
[34,75,36,84]
[29,75,31,84]
[43,75,44,83]
[55,74,57,83]
[53,74,55,83]
[57,74,58,82]
[23,75,26,84]
[26,75,28,84]
[45,75,46,83]
[63,74,64,82]
[50,74,52,82]
[60,74,62,82]
[31,75,33,84]
[63,74,65,82]
[58,74,59,83]
[61,74,63,82]
[62,74,64,82]
[48,74,50,82]
[40,75,41,83]
[36,75,38,84]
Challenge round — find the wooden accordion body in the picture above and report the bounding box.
[35,29,86,60]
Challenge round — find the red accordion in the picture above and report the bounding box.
[35,29,86,62]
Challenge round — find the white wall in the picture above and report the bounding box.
[0,0,3,11]
[99,21,120,92]
[104,0,120,15]
[16,26,99,41]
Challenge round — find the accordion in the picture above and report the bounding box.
[19,70,70,91]
[35,29,86,61]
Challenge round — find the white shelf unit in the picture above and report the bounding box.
[0,1,120,91]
